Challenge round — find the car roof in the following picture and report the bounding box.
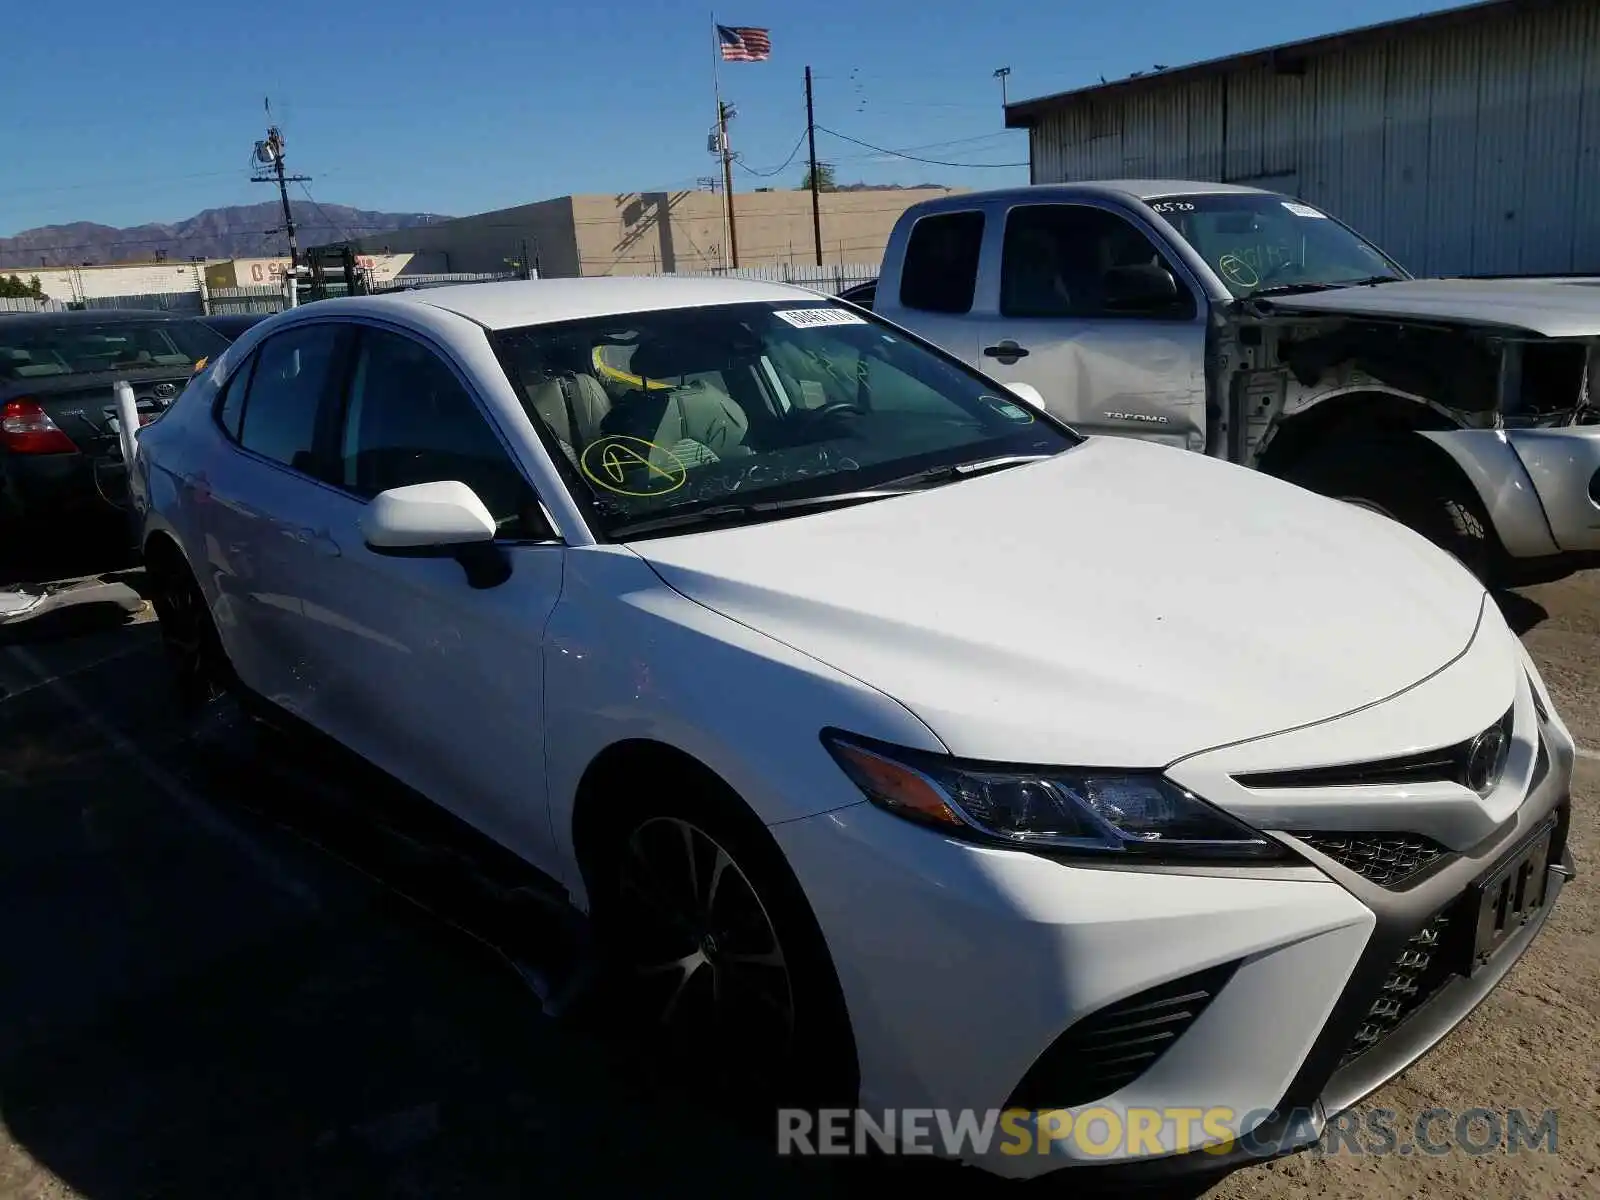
[0,308,208,329]
[917,180,1276,207]
[292,275,834,333]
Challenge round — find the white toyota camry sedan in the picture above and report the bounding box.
[130,278,1575,1183]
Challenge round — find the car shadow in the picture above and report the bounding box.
[1493,588,1550,635]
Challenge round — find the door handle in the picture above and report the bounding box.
[983,341,1029,362]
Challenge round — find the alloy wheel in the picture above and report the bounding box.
[614,815,797,1071]
[153,567,221,704]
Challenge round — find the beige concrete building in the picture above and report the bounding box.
[330,187,964,278]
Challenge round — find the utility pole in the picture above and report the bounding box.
[718,100,740,268]
[250,103,311,305]
[805,66,823,267]
[993,66,1012,106]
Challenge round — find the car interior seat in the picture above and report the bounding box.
[523,370,612,466]
[601,338,751,465]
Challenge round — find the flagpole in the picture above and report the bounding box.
[711,13,730,271]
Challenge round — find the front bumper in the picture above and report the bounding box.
[774,631,1574,1181]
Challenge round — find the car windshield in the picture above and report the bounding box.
[0,318,231,383]
[1145,192,1406,298]
[490,300,1078,538]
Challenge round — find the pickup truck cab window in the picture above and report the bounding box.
[1000,204,1196,321]
[899,210,985,314]
[1146,192,1405,298]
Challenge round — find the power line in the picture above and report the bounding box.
[734,128,809,178]
[815,126,1027,168]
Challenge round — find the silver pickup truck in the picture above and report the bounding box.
[865,181,1600,585]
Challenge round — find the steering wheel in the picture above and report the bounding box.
[802,401,865,421]
[1254,258,1305,287]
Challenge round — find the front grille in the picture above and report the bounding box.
[1233,706,1514,791]
[1296,832,1449,888]
[1006,961,1238,1111]
[1340,911,1459,1066]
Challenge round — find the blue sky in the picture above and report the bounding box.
[2,0,1465,236]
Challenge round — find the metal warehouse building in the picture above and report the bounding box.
[1003,0,1600,276]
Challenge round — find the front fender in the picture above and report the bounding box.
[1501,425,1600,553]
[542,545,946,908]
[1416,429,1560,558]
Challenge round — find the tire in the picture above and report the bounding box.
[582,764,858,1122]
[1281,436,1495,584]
[144,540,233,712]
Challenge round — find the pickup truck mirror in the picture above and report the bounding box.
[1102,264,1182,313]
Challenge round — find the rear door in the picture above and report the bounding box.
[975,202,1208,449]
[192,320,351,712]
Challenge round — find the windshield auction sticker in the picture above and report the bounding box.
[773,307,867,328]
[1281,201,1327,219]
[580,435,687,497]
[982,395,1035,423]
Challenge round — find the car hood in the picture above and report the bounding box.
[1251,278,1600,338]
[630,437,1489,767]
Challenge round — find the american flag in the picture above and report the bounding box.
[717,25,771,62]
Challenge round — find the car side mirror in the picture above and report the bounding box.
[1102,263,1182,313]
[359,480,512,589]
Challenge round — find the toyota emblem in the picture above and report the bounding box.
[153,383,177,399]
[1464,725,1510,794]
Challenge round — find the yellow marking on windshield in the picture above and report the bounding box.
[580,435,688,496]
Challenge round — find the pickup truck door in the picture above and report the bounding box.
[974,201,1208,451]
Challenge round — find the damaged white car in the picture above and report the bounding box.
[870,182,1600,584]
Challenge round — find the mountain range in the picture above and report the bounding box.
[0,202,452,269]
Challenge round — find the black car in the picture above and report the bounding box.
[837,279,876,309]
[198,311,271,341]
[0,310,231,524]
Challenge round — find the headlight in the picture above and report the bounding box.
[821,730,1287,862]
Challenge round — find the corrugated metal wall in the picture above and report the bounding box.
[1027,0,1600,275]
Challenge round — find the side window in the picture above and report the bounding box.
[214,354,256,441]
[899,211,985,315]
[338,327,544,539]
[1000,204,1196,320]
[236,325,341,472]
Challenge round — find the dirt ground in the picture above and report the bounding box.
[0,534,1594,1199]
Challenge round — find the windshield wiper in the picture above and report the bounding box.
[877,452,1057,489]
[1249,274,1403,299]
[607,489,911,538]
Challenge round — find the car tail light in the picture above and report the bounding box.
[0,398,78,454]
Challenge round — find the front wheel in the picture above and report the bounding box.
[1281,437,1495,584]
[586,777,857,1120]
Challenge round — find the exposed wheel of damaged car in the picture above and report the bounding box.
[1283,435,1495,583]
[126,276,1577,1183]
